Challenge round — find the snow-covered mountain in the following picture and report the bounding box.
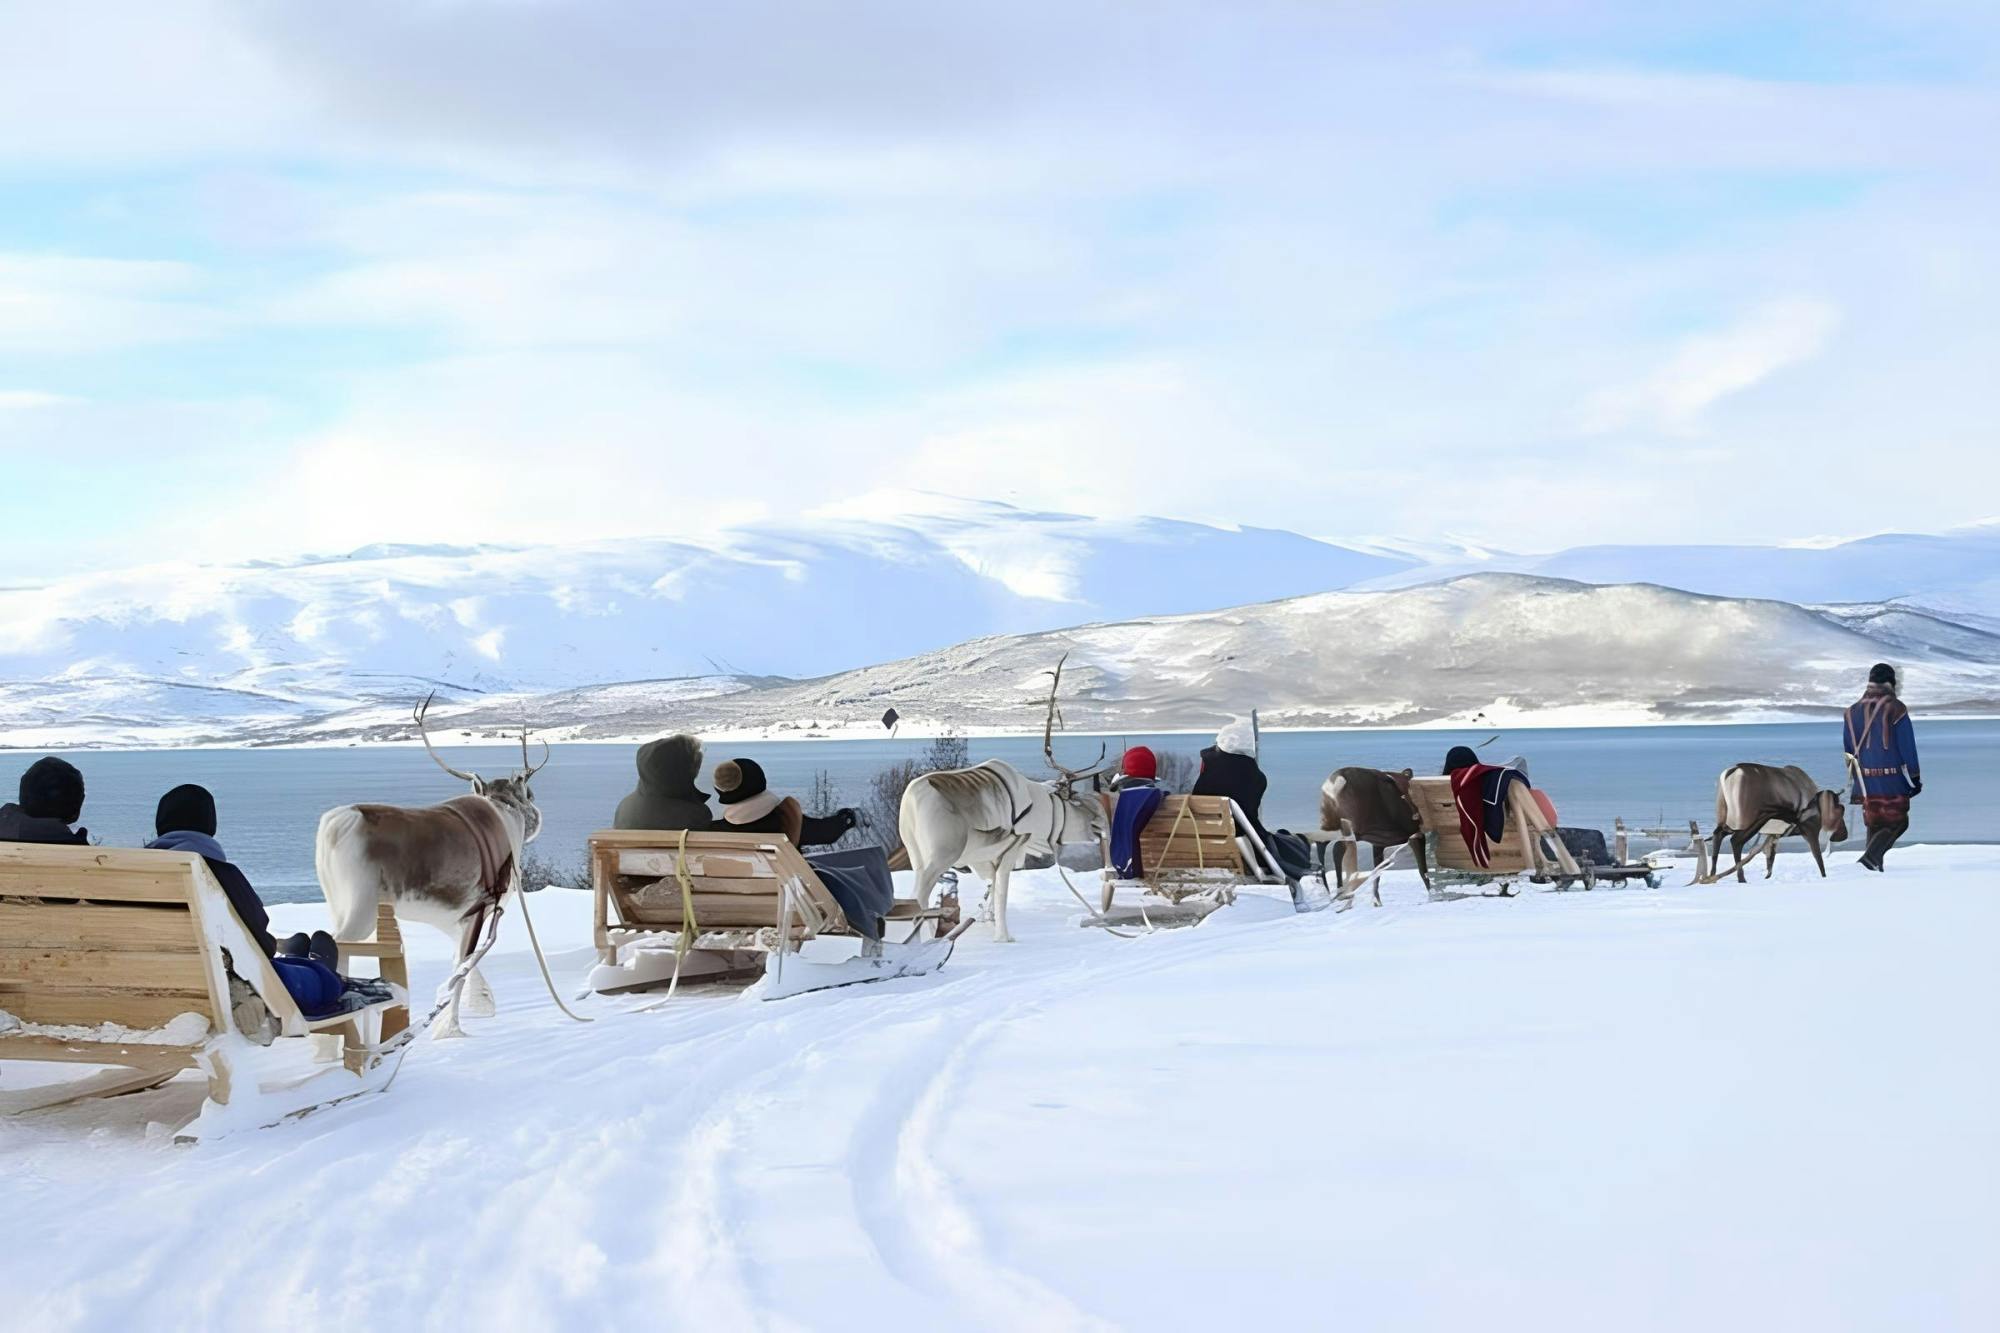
[1358,520,2000,626]
[240,574,2000,747]
[0,492,1409,701]
[4,495,1997,747]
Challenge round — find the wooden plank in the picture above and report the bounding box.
[0,900,201,952]
[0,991,213,1030]
[0,865,195,905]
[615,871,788,897]
[614,891,785,927]
[614,850,778,879]
[0,948,209,992]
[0,1035,197,1066]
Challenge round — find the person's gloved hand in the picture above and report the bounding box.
[1909,778,1923,799]
[835,807,860,832]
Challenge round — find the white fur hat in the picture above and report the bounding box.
[1215,716,1257,757]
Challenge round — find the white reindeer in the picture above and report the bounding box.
[899,655,1109,942]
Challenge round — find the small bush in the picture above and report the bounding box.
[520,848,590,891]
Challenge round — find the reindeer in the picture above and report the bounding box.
[899,654,1110,942]
[1319,766,1431,902]
[1707,762,1848,883]
[315,695,549,1035]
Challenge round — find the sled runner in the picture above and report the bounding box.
[1093,795,1285,928]
[586,830,961,1000]
[0,843,409,1141]
[1405,777,1654,896]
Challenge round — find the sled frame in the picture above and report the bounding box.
[0,843,408,1134]
[589,829,959,999]
[1094,795,1281,927]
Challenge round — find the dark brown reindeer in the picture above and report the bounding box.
[1705,762,1848,884]
[314,694,550,1035]
[1319,766,1431,903]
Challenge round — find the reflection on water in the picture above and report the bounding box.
[8,719,1990,902]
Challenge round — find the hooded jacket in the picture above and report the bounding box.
[0,803,87,845]
[148,828,277,957]
[613,735,715,832]
[1193,746,1269,840]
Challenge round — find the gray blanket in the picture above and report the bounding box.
[807,846,897,940]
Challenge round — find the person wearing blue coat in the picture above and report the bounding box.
[1843,663,1922,872]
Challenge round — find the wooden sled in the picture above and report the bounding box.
[1093,795,1286,929]
[587,830,961,1001]
[1406,777,1591,897]
[0,843,409,1141]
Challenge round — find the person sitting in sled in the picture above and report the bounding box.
[1192,719,1312,882]
[712,757,858,848]
[1844,662,1922,872]
[0,756,90,846]
[613,733,713,832]
[147,784,389,1020]
[1108,746,1166,878]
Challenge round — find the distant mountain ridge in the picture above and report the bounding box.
[2,495,1996,747]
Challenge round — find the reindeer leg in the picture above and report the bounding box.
[434,907,485,1039]
[1730,831,1753,884]
[1710,826,1729,883]
[1409,835,1429,900]
[1804,828,1828,878]
[1762,834,1780,880]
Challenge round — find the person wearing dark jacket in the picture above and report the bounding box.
[613,734,714,832]
[1192,718,1313,885]
[713,757,859,849]
[1844,663,1922,871]
[146,783,350,1018]
[0,756,90,845]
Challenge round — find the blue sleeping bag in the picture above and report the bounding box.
[1110,786,1165,877]
[270,955,346,1019]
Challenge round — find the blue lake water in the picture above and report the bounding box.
[6,720,1989,902]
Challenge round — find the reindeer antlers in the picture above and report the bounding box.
[414,692,479,782]
[1041,652,1107,783]
[520,721,551,778]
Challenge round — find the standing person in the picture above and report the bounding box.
[0,756,89,845]
[1844,663,1921,872]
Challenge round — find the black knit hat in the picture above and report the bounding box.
[155,783,218,837]
[712,757,768,806]
[1868,662,1898,687]
[1442,745,1479,775]
[20,756,84,823]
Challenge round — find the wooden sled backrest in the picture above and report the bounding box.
[589,829,848,938]
[0,842,309,1042]
[1100,794,1250,876]
[1406,777,1536,874]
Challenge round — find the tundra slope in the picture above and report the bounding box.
[421,572,2000,742]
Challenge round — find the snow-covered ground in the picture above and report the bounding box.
[3,849,1996,1331]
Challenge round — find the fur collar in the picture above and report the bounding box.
[721,790,783,824]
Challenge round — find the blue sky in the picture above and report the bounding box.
[1,1,1996,576]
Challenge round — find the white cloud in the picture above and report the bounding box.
[1577,298,1843,436]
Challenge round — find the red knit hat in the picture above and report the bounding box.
[1120,746,1157,780]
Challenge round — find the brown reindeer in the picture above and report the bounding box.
[1708,762,1848,883]
[1319,766,1431,902]
[314,695,549,1035]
